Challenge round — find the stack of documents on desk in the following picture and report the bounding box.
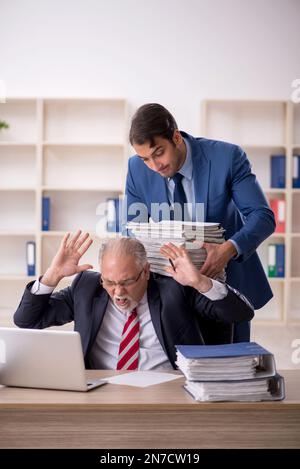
[126,221,226,279]
[184,374,285,402]
[176,342,285,402]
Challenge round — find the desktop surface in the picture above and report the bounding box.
[0,370,299,448]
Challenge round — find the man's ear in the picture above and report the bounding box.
[173,129,182,146]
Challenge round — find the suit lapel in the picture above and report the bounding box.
[188,134,211,221]
[85,289,109,357]
[147,276,169,356]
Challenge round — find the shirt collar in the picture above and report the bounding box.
[169,137,193,181]
[139,291,148,305]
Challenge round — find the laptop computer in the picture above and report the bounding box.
[0,327,107,392]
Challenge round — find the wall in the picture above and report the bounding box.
[1,0,300,369]
[1,0,299,130]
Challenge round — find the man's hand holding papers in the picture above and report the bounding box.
[160,242,213,294]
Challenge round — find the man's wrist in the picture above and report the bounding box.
[223,240,238,260]
[191,274,213,293]
[41,269,63,287]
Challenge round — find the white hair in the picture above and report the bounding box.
[98,237,147,270]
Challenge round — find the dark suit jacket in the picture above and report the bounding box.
[14,272,254,369]
[125,132,275,312]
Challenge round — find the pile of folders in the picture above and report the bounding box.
[176,342,285,402]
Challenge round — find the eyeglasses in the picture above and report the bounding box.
[100,268,144,288]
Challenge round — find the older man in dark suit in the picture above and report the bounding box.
[14,231,253,370]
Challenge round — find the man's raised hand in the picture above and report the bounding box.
[41,230,93,287]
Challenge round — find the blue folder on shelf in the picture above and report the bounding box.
[26,241,36,276]
[42,196,50,231]
[293,155,300,188]
[271,155,285,188]
[106,197,122,232]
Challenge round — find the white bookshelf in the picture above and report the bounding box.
[202,99,300,324]
[0,98,128,326]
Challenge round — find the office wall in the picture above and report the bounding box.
[1,0,300,369]
[1,0,299,131]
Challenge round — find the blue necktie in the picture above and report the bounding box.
[171,173,187,220]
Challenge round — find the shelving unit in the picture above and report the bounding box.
[0,98,128,326]
[202,99,300,324]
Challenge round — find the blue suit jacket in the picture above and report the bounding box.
[125,132,275,332]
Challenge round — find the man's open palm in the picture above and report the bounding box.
[49,230,93,279]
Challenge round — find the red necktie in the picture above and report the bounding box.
[116,308,139,370]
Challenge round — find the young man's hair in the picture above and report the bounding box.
[129,103,178,147]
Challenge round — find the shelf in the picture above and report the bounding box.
[270,233,286,238]
[291,238,300,277]
[43,97,126,103]
[43,99,126,144]
[0,187,36,191]
[41,186,123,192]
[42,142,124,147]
[252,319,285,326]
[0,231,36,236]
[268,277,286,282]
[0,190,36,231]
[41,230,117,238]
[0,142,36,146]
[0,275,34,281]
[239,144,287,150]
[264,188,287,194]
[289,278,300,320]
[0,144,37,189]
[0,100,37,142]
[202,100,287,147]
[41,236,100,274]
[293,103,300,144]
[201,99,300,324]
[245,147,287,190]
[41,190,122,232]
[203,99,287,105]
[253,281,284,321]
[0,277,33,327]
[292,193,300,232]
[0,235,36,276]
[0,97,127,324]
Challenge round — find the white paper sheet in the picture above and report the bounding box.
[105,371,182,387]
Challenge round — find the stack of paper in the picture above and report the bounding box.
[127,220,225,243]
[184,375,284,402]
[126,221,226,279]
[175,342,285,402]
[176,354,258,381]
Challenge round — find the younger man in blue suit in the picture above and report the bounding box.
[125,103,275,341]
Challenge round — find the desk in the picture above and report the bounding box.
[0,370,299,448]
